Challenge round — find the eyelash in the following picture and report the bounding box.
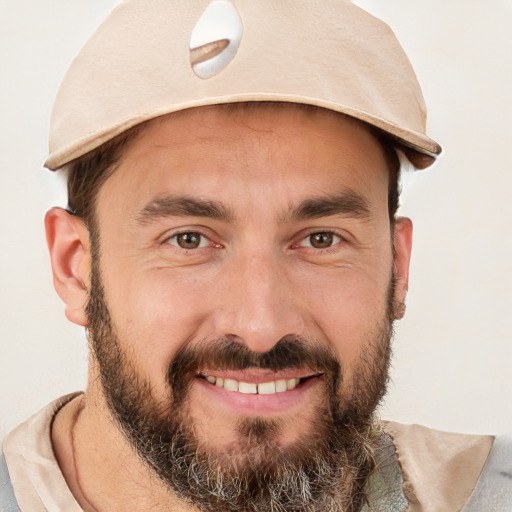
[163,229,346,254]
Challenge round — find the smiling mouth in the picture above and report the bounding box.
[198,373,322,395]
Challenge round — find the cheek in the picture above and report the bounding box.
[101,266,215,381]
[297,262,393,369]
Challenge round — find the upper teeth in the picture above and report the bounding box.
[205,375,299,394]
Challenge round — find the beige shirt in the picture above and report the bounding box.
[381,421,493,511]
[3,394,83,512]
[3,395,494,512]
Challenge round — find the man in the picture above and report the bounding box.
[1,0,511,511]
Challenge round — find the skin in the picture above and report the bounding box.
[46,105,412,511]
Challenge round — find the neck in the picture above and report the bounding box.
[52,389,191,512]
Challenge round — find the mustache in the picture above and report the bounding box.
[167,336,342,401]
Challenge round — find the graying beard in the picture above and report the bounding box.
[133,408,376,512]
[172,448,354,512]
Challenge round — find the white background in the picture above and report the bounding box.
[1,0,511,439]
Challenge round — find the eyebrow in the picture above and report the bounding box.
[288,190,372,221]
[135,189,371,226]
[136,195,234,224]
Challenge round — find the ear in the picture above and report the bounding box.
[45,207,91,326]
[392,217,413,319]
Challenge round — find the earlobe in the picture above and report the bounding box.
[393,217,413,319]
[45,207,91,326]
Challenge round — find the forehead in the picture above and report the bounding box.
[130,103,384,156]
[96,104,391,219]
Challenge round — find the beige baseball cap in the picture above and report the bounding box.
[45,0,442,171]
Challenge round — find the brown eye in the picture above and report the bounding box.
[309,232,335,249]
[175,232,203,249]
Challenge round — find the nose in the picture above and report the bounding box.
[213,249,305,353]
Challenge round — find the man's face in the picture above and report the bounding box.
[85,105,410,510]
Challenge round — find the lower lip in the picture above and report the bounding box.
[195,377,320,416]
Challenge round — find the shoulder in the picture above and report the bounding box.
[380,420,494,511]
[461,433,512,512]
[0,450,21,511]
[2,393,83,512]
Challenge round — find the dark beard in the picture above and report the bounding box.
[85,239,395,512]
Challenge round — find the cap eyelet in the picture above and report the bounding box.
[190,1,243,79]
